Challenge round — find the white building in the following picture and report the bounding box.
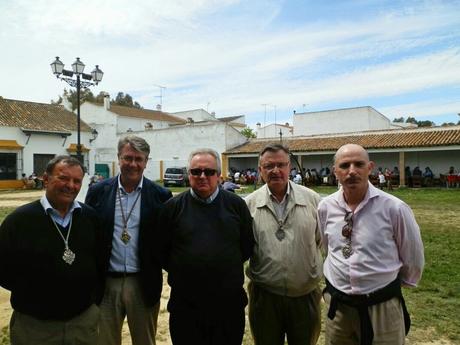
[256,122,293,139]
[79,97,248,181]
[293,106,417,136]
[0,96,95,188]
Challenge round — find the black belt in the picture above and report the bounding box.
[324,278,410,345]
[107,271,139,278]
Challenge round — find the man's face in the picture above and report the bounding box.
[118,144,148,186]
[259,150,291,193]
[334,145,374,192]
[189,153,220,199]
[43,162,84,210]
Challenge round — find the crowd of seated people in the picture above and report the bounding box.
[446,166,460,188]
[229,164,458,189]
[21,172,43,189]
[370,165,443,188]
[228,168,258,186]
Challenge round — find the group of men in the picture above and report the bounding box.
[0,135,424,345]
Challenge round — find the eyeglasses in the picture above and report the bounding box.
[342,211,353,258]
[261,162,289,171]
[189,168,217,177]
[120,156,146,164]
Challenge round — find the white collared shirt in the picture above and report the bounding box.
[318,182,425,295]
[40,195,81,227]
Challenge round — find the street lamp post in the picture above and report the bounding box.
[50,57,103,163]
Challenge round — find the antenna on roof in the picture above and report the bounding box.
[154,84,166,108]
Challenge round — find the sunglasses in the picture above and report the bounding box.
[189,168,217,177]
[342,211,353,258]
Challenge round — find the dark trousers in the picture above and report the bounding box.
[169,302,245,345]
[248,282,321,345]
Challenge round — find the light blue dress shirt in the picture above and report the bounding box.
[40,195,81,227]
[109,175,143,273]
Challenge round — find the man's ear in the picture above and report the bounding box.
[368,161,375,174]
[42,173,49,188]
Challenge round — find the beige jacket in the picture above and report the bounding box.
[245,181,323,297]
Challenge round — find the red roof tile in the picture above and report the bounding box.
[226,127,460,154]
[0,97,92,133]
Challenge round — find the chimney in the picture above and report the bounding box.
[156,104,162,111]
[103,93,110,110]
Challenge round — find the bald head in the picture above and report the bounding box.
[334,144,370,165]
[333,144,374,199]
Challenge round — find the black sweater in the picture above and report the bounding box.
[158,189,254,310]
[0,201,105,320]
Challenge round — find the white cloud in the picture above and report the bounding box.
[1,0,459,129]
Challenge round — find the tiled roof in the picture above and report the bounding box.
[0,97,92,132]
[218,115,244,123]
[105,104,186,123]
[226,126,460,154]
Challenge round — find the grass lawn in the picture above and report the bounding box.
[0,186,458,343]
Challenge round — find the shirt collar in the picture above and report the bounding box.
[117,174,143,194]
[190,186,220,204]
[40,195,81,216]
[268,181,290,204]
[336,181,379,211]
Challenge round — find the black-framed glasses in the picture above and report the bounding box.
[189,168,217,177]
[262,162,289,171]
[342,211,353,258]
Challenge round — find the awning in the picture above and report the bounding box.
[67,143,90,153]
[0,140,24,150]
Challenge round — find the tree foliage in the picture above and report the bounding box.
[53,90,142,110]
[392,116,435,127]
[113,92,142,109]
[241,127,257,139]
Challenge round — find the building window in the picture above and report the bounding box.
[33,154,56,177]
[0,153,17,180]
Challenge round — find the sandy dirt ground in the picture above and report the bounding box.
[0,190,455,344]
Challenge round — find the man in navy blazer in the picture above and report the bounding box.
[86,135,172,345]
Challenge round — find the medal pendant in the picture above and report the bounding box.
[63,248,76,265]
[342,244,353,259]
[275,228,285,241]
[121,230,131,244]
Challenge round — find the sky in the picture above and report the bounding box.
[1,0,460,129]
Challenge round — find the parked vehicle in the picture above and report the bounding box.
[163,167,189,187]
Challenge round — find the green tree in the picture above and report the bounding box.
[393,117,404,123]
[113,92,142,109]
[417,120,434,127]
[405,116,417,124]
[53,88,96,111]
[241,127,257,139]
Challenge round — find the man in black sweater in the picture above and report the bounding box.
[0,155,104,345]
[158,148,254,345]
